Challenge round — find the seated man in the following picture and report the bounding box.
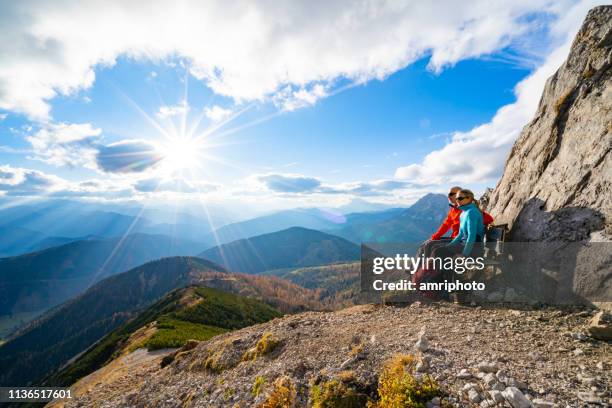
[431,186,463,241]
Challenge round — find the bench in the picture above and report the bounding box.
[483,223,509,274]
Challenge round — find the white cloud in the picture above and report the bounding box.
[274,83,329,111]
[254,173,423,197]
[96,139,163,173]
[0,165,135,199]
[257,173,321,193]
[0,113,7,121]
[0,165,66,196]
[25,122,101,167]
[156,101,189,119]
[134,177,219,194]
[0,164,429,206]
[0,0,570,120]
[395,1,603,185]
[204,105,232,122]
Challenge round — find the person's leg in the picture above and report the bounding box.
[435,243,472,302]
[419,237,453,259]
[430,244,462,301]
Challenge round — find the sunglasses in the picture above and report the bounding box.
[448,192,456,197]
[456,196,469,201]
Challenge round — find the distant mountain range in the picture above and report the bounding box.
[0,256,319,387]
[0,226,75,257]
[0,233,205,317]
[198,227,360,274]
[327,193,449,243]
[0,193,448,330]
[202,208,346,245]
[0,195,443,256]
[0,201,217,253]
[198,206,410,247]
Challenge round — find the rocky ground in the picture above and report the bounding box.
[56,302,611,407]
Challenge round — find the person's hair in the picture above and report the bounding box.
[450,186,462,192]
[458,189,482,211]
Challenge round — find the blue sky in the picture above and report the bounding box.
[0,0,601,215]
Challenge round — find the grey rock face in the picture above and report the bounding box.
[486,6,612,304]
[488,6,611,240]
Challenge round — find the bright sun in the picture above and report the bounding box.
[159,135,203,174]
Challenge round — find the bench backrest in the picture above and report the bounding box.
[485,224,508,256]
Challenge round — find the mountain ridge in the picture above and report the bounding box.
[198,226,360,274]
[0,233,206,318]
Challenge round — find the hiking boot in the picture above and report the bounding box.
[450,292,466,305]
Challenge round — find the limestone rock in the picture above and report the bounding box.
[586,310,612,340]
[489,390,505,403]
[415,332,429,352]
[502,386,533,408]
[457,368,472,379]
[477,361,499,373]
[532,399,555,408]
[485,5,612,303]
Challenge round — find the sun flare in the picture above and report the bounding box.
[158,135,203,174]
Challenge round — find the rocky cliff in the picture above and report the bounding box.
[487,5,611,242]
[484,6,611,306]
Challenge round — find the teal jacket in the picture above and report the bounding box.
[450,202,484,256]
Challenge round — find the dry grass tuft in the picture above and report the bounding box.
[242,332,281,361]
[369,354,440,408]
[257,376,296,408]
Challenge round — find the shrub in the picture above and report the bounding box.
[371,354,440,408]
[257,376,296,408]
[202,346,227,372]
[252,376,266,397]
[243,332,280,361]
[144,317,226,350]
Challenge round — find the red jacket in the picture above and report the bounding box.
[431,206,494,240]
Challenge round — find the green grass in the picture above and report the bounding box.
[143,317,227,350]
[143,286,281,349]
[173,286,282,329]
